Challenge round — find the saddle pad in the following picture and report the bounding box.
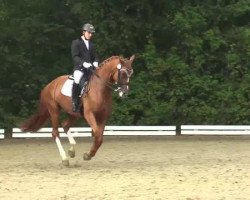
[61,79,73,97]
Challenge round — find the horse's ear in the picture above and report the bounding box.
[129,55,135,62]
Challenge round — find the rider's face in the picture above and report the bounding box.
[84,31,93,40]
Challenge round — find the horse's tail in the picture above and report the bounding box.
[20,97,50,132]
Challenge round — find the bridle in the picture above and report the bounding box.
[116,64,133,86]
[90,63,133,93]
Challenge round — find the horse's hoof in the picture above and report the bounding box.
[68,148,75,158]
[62,159,70,166]
[83,153,91,161]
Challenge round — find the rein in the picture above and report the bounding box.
[90,68,119,91]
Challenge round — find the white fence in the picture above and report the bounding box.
[1,125,250,139]
[181,125,250,135]
[12,126,176,138]
[0,129,4,139]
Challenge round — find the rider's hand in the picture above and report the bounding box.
[93,62,99,68]
[83,62,92,68]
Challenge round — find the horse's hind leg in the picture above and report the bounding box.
[62,115,77,158]
[48,105,69,166]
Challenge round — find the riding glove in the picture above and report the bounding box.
[93,62,99,68]
[83,62,92,68]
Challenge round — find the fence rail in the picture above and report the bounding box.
[1,125,250,139]
[12,126,176,138]
[0,129,4,139]
[181,125,250,135]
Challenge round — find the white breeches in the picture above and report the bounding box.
[73,70,84,84]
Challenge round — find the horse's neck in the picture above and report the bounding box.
[90,59,117,94]
[96,59,118,83]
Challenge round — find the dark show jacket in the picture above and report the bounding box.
[71,37,99,71]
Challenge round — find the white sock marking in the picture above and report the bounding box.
[55,137,67,160]
[66,130,76,145]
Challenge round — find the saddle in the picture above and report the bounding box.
[61,75,88,97]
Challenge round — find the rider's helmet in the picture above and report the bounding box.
[82,23,95,33]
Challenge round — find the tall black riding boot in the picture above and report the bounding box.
[72,83,81,112]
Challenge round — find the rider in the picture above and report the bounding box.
[71,23,99,112]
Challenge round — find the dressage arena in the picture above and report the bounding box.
[0,135,250,200]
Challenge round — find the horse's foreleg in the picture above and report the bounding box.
[83,113,105,161]
[62,116,77,158]
[83,134,104,160]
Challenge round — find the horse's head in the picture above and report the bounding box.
[113,55,135,97]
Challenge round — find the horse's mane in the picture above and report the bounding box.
[98,56,128,68]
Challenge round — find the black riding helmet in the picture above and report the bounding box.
[82,23,95,33]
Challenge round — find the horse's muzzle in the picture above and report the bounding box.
[117,86,129,97]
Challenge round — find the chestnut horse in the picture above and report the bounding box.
[21,55,135,166]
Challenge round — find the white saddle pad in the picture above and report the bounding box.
[61,79,73,97]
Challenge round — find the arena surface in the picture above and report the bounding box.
[0,136,250,200]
